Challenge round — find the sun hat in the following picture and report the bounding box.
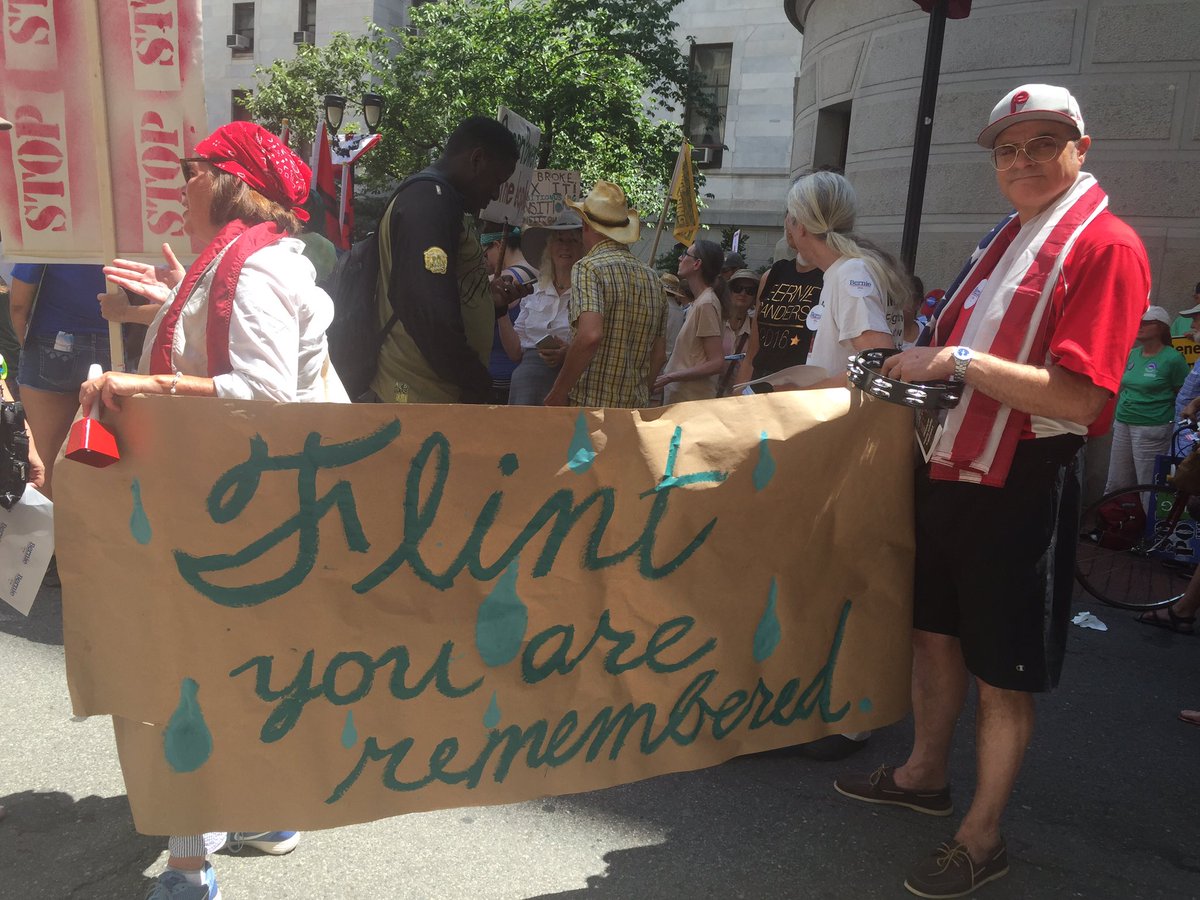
[729,268,759,288]
[1142,306,1171,327]
[194,121,311,220]
[976,84,1085,149]
[660,272,688,300]
[522,209,583,264]
[566,181,640,245]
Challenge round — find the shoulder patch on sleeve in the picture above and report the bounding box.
[423,246,448,274]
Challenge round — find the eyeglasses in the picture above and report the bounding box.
[989,136,1071,171]
[682,249,699,260]
[178,156,231,181]
[730,285,756,294]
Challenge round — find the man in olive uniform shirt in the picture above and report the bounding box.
[371,117,520,404]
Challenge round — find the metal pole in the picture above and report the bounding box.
[899,0,949,274]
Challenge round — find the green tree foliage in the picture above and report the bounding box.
[244,0,713,216]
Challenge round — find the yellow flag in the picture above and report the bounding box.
[672,142,699,246]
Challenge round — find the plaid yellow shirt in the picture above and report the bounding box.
[568,239,667,407]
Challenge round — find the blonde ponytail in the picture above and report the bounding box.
[786,172,910,319]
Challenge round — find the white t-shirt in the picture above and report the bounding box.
[805,256,902,377]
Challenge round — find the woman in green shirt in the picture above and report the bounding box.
[1104,306,1189,492]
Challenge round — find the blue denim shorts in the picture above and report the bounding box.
[17,332,111,394]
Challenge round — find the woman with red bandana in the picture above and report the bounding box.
[84,121,347,412]
[80,122,346,900]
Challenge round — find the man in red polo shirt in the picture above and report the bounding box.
[834,85,1149,898]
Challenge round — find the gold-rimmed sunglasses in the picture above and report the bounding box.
[989,135,1073,171]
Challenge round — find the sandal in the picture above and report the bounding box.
[1136,606,1196,634]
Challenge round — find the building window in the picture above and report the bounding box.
[685,44,732,169]
[231,2,254,55]
[231,89,253,122]
[813,101,851,173]
[299,0,316,35]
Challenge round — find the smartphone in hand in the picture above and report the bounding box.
[536,335,564,350]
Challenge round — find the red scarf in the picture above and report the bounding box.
[927,176,1108,486]
[149,221,286,376]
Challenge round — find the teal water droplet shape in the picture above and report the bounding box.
[753,578,782,662]
[163,678,212,773]
[483,691,501,728]
[567,411,596,472]
[130,479,152,545]
[341,710,358,748]
[859,698,873,713]
[753,431,776,491]
[475,559,528,666]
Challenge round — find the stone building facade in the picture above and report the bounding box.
[784,0,1200,310]
[658,0,804,268]
[201,0,411,134]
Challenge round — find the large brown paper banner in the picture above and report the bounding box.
[57,392,914,835]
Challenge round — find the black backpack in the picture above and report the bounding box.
[322,173,445,401]
[323,230,387,400]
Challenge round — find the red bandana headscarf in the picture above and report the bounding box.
[194,122,311,221]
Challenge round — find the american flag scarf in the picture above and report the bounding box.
[926,172,1108,487]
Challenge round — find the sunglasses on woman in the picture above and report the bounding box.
[178,156,233,181]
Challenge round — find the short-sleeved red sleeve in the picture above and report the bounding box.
[1045,213,1150,435]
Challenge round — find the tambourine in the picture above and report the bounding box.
[847,348,962,410]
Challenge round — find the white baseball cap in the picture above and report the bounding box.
[1142,306,1171,327]
[977,84,1084,148]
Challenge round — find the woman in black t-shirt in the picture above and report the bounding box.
[749,248,824,380]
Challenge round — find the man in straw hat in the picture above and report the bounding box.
[834,85,1149,897]
[544,180,666,408]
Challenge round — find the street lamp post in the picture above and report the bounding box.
[317,93,386,246]
[322,94,346,134]
[361,93,384,135]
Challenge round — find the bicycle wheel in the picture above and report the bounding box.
[1076,483,1198,611]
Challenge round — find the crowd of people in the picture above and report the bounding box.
[0,81,1190,899]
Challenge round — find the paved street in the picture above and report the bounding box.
[2,581,1198,899]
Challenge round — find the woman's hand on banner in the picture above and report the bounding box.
[79,371,154,413]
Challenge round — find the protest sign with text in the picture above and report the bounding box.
[479,107,541,225]
[1172,336,1199,366]
[525,170,581,226]
[58,393,914,835]
[0,0,206,264]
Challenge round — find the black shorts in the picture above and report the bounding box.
[913,435,1083,692]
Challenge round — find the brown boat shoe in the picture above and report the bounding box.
[833,764,953,816]
[903,839,1009,898]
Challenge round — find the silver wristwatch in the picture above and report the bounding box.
[951,346,974,382]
